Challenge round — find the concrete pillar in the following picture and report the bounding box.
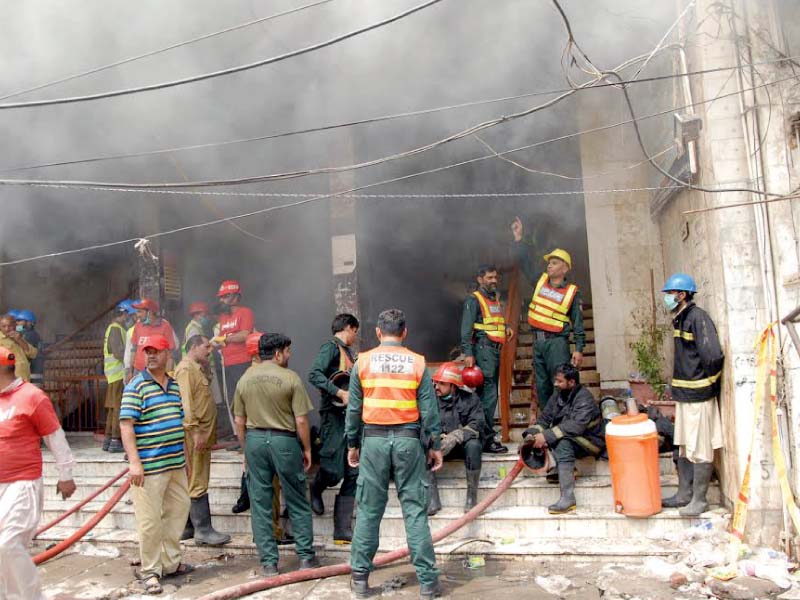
[329,134,360,319]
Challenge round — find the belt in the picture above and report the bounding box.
[533,330,561,341]
[476,340,502,350]
[364,426,420,438]
[251,427,296,437]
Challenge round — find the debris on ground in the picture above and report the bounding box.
[380,574,409,594]
[70,542,121,558]
[535,574,572,595]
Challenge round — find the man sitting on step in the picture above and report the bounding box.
[427,362,485,516]
[522,363,604,515]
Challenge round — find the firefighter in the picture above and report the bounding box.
[17,311,44,389]
[103,300,136,453]
[307,313,359,544]
[214,280,254,404]
[511,217,585,411]
[0,314,38,382]
[128,299,179,379]
[522,363,604,514]
[184,302,224,409]
[660,273,724,517]
[428,362,485,515]
[346,308,443,600]
[460,264,513,454]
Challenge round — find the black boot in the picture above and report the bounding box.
[310,475,325,516]
[232,473,250,514]
[548,462,577,514]
[350,571,370,599]
[107,438,124,453]
[333,495,355,545]
[420,580,442,599]
[191,493,231,546]
[680,462,713,517]
[181,516,194,541]
[464,470,480,512]
[427,471,441,516]
[662,457,694,508]
[102,436,111,452]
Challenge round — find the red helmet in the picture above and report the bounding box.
[140,334,171,351]
[188,301,209,316]
[461,366,485,388]
[217,280,241,297]
[432,362,463,387]
[132,298,159,313]
[246,331,263,356]
[0,346,15,367]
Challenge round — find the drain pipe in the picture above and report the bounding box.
[198,459,526,600]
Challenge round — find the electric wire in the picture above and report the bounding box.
[0,0,446,110]
[629,0,696,81]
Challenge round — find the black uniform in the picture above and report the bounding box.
[437,387,485,471]
[671,302,724,402]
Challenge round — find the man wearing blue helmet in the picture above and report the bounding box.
[102,300,136,452]
[17,311,43,389]
[661,273,724,517]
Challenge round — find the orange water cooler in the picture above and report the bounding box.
[605,413,662,517]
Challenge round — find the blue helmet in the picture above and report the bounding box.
[6,309,21,320]
[116,299,138,315]
[17,309,36,323]
[662,273,697,293]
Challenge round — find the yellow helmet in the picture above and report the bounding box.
[543,248,572,269]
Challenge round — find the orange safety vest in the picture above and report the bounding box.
[358,344,425,425]
[527,273,578,333]
[472,291,506,344]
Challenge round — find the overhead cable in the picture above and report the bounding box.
[0,0,445,110]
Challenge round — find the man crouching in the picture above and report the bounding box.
[523,363,604,514]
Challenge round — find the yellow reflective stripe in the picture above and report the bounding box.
[674,329,695,341]
[361,379,418,389]
[527,312,566,328]
[473,323,505,332]
[481,316,505,324]
[531,304,570,322]
[672,371,722,389]
[551,426,564,439]
[363,398,419,409]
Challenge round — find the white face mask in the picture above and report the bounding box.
[664,293,680,311]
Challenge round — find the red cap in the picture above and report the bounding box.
[140,334,171,351]
[188,301,209,316]
[217,280,241,297]
[0,346,15,367]
[132,298,159,313]
[246,331,263,356]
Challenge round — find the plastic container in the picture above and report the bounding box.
[605,413,662,517]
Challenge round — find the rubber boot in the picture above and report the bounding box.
[107,438,124,453]
[420,580,442,599]
[310,475,325,516]
[548,462,577,514]
[680,462,713,517]
[232,473,250,514]
[464,470,480,512]
[350,571,370,599]
[102,436,111,452]
[662,457,694,508]
[427,471,441,516]
[333,495,355,545]
[190,493,231,546]
[181,516,194,541]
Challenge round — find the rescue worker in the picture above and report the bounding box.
[183,301,224,412]
[128,299,179,379]
[0,314,38,383]
[123,303,141,384]
[103,300,136,453]
[660,273,724,517]
[511,217,585,411]
[233,333,318,576]
[522,363,604,514]
[428,362,484,515]
[460,264,513,454]
[346,308,443,600]
[175,335,231,546]
[17,311,44,389]
[215,280,254,404]
[307,313,359,544]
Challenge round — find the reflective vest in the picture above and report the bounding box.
[527,273,578,333]
[472,291,506,343]
[358,345,425,425]
[103,322,126,383]
[338,344,354,372]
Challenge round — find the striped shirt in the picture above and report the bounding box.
[120,370,185,475]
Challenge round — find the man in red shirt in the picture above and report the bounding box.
[0,346,77,600]
[214,280,254,403]
[128,299,179,379]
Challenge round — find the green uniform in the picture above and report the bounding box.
[514,242,585,409]
[345,341,442,587]
[307,338,358,496]
[460,288,502,445]
[233,362,316,568]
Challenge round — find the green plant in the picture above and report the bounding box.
[629,311,667,400]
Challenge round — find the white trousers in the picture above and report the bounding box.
[0,478,46,600]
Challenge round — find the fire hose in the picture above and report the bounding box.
[198,458,526,600]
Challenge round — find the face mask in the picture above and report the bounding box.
[15,325,24,333]
[143,314,152,326]
[663,294,680,311]
[199,316,211,329]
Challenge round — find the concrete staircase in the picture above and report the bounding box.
[37,439,718,562]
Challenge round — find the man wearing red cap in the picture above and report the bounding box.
[215,280,254,405]
[0,346,77,599]
[127,299,179,380]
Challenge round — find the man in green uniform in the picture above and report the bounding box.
[307,313,359,544]
[511,217,585,412]
[233,333,318,576]
[460,264,513,453]
[346,308,443,600]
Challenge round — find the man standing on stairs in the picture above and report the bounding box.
[103,300,136,453]
[214,280,254,404]
[460,264,513,454]
[660,273,724,517]
[522,363,604,515]
[175,335,231,546]
[346,308,443,600]
[129,299,179,379]
[307,313,359,545]
[0,314,38,383]
[428,362,485,515]
[17,311,44,389]
[511,217,585,412]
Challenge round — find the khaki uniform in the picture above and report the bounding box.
[175,358,218,498]
[0,332,37,382]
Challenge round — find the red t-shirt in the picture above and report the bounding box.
[0,381,61,482]
[218,306,255,366]
[132,319,177,371]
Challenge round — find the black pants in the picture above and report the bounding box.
[224,362,250,403]
[552,437,593,464]
[444,439,483,471]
